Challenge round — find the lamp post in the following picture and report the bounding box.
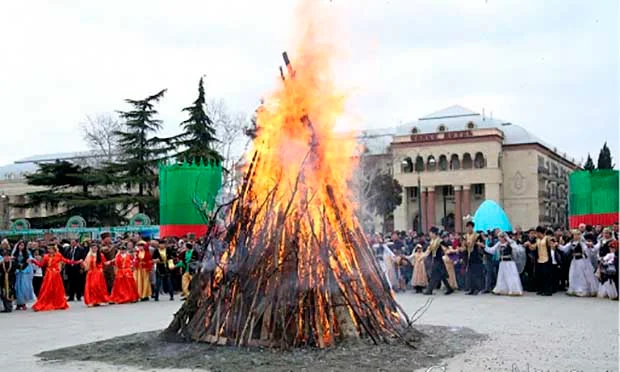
[0,193,8,230]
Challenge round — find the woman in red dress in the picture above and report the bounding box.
[31,243,81,312]
[83,242,111,307]
[110,245,139,304]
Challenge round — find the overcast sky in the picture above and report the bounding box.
[0,0,617,166]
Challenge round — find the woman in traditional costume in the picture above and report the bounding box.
[82,243,111,307]
[109,244,139,304]
[31,243,81,312]
[558,230,599,297]
[134,240,153,301]
[442,236,459,290]
[485,231,523,296]
[597,240,618,300]
[372,235,398,290]
[12,241,35,310]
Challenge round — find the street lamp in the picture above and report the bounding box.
[422,157,436,234]
[0,193,8,230]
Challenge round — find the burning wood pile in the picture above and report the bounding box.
[164,46,411,348]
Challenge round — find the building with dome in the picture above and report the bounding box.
[387,105,579,232]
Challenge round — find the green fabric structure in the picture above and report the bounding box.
[569,170,619,216]
[158,160,222,226]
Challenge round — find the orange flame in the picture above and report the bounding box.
[208,0,405,348]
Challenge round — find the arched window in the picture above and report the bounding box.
[414,156,425,172]
[450,154,460,170]
[438,155,448,171]
[474,152,486,168]
[401,157,413,173]
[462,153,473,169]
[466,121,475,129]
[438,124,446,132]
[427,155,437,171]
[411,127,419,134]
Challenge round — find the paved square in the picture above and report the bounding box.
[1,293,617,371]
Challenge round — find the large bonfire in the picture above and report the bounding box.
[164,1,410,349]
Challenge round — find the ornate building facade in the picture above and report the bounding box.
[389,105,578,232]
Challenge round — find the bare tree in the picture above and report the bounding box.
[206,98,249,195]
[350,132,394,233]
[80,113,124,164]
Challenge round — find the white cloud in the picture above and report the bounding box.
[0,0,617,166]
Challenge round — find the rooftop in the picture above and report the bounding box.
[393,105,571,159]
[0,150,101,181]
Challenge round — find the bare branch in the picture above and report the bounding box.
[79,113,124,165]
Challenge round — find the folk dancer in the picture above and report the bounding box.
[558,230,599,297]
[423,227,454,295]
[525,226,553,296]
[30,243,82,311]
[63,239,86,302]
[372,235,398,290]
[134,240,153,301]
[408,244,427,293]
[152,240,176,301]
[110,244,140,304]
[441,234,459,290]
[13,241,35,310]
[0,248,16,312]
[459,221,484,295]
[598,239,618,300]
[100,232,117,294]
[484,232,524,296]
[82,243,111,307]
[176,242,199,299]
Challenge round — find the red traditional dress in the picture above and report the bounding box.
[83,253,110,306]
[32,253,76,311]
[110,252,139,304]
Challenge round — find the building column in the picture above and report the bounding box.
[393,192,408,232]
[462,185,471,219]
[454,185,463,233]
[427,187,436,230]
[485,183,502,205]
[420,188,428,233]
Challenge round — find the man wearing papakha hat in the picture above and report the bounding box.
[423,227,454,295]
[100,232,116,294]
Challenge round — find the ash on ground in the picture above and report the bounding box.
[37,325,486,372]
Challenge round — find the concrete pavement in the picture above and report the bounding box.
[0,292,617,371]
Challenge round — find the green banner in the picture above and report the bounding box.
[159,160,222,225]
[569,170,619,216]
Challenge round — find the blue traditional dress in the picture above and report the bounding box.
[14,250,35,305]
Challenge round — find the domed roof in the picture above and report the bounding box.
[395,105,557,149]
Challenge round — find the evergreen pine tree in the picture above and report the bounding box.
[173,77,222,163]
[104,89,169,218]
[596,142,614,169]
[12,161,121,228]
[583,154,595,171]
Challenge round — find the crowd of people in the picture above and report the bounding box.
[0,221,617,313]
[0,231,214,312]
[372,221,619,300]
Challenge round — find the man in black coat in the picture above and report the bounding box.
[63,239,86,301]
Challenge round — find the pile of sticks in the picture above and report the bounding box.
[163,52,410,349]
